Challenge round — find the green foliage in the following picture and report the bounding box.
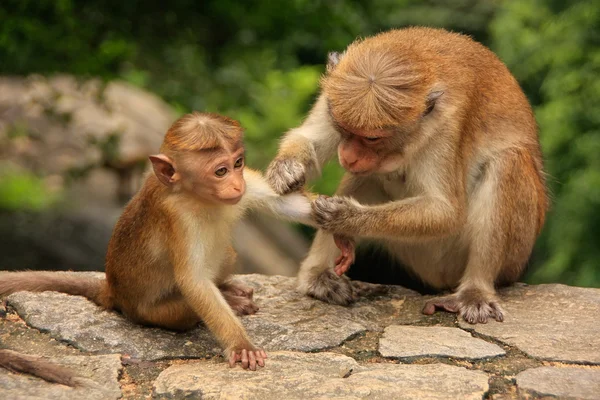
[0,0,597,285]
[0,168,61,211]
[492,0,600,287]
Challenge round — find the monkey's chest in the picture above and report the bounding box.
[380,173,414,200]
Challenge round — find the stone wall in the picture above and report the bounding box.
[0,273,598,399]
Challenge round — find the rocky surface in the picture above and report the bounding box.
[458,283,600,364]
[6,274,421,359]
[153,351,489,400]
[0,354,122,400]
[1,273,599,399]
[516,366,600,400]
[379,325,505,360]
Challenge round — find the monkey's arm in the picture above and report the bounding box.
[170,246,264,370]
[266,94,340,194]
[314,195,464,240]
[242,168,317,227]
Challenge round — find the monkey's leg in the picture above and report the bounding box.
[298,175,384,305]
[133,297,200,331]
[424,150,541,323]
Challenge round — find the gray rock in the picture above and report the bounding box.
[0,354,121,400]
[7,274,421,360]
[379,325,505,359]
[516,366,600,400]
[153,351,490,400]
[7,291,220,361]
[458,284,600,364]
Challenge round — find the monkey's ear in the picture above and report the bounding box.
[149,154,178,186]
[424,91,444,116]
[326,52,342,73]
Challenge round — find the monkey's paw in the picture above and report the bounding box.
[266,158,306,194]
[220,281,254,299]
[422,288,505,324]
[304,269,355,306]
[224,295,259,316]
[312,195,362,232]
[228,347,267,371]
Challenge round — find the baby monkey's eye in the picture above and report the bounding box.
[365,137,382,143]
[215,167,228,177]
[234,157,244,168]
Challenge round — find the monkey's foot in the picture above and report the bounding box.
[228,348,267,371]
[222,293,259,316]
[303,270,386,306]
[219,281,254,299]
[422,289,505,324]
[304,269,355,306]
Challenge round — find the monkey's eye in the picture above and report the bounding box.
[215,167,228,177]
[234,157,244,168]
[364,137,382,143]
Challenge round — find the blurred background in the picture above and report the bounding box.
[0,0,598,287]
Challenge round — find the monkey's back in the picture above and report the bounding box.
[104,175,175,311]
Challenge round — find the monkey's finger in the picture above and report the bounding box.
[229,351,237,368]
[256,352,265,367]
[241,349,249,369]
[260,349,267,359]
[248,351,257,371]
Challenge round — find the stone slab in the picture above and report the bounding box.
[379,325,505,359]
[7,273,421,360]
[0,354,122,400]
[153,351,490,400]
[516,366,600,400]
[458,284,600,364]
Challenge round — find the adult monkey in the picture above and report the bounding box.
[266,27,548,324]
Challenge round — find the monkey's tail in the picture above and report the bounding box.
[0,271,111,308]
[0,349,83,387]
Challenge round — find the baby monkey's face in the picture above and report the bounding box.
[178,143,246,205]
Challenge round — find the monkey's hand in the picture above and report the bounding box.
[333,235,356,276]
[312,195,362,233]
[228,344,267,371]
[266,157,307,195]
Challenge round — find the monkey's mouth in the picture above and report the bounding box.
[220,195,243,205]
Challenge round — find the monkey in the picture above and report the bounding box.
[0,112,319,372]
[266,27,548,324]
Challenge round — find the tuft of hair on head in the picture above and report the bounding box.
[160,112,243,154]
[321,34,434,130]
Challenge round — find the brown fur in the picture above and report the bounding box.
[0,112,317,371]
[268,27,548,323]
[0,349,81,387]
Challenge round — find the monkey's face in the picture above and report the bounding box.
[334,120,409,175]
[177,145,246,205]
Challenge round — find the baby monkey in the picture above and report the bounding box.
[0,112,317,371]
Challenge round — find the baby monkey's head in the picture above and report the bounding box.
[150,112,246,205]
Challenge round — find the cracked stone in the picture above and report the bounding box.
[458,284,600,364]
[6,274,421,360]
[516,366,600,400]
[379,325,505,359]
[0,354,122,400]
[153,351,490,400]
